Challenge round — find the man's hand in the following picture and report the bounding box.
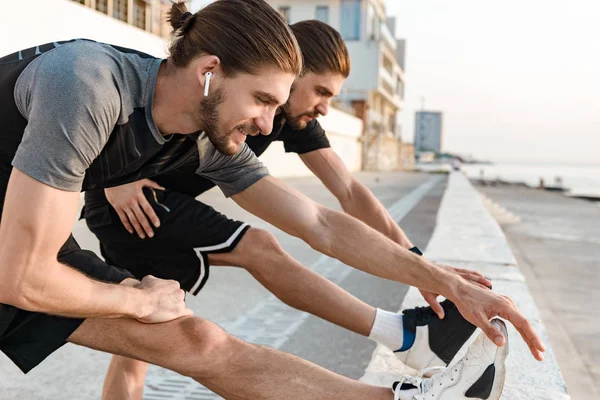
[105,179,165,238]
[122,276,193,323]
[419,265,492,319]
[450,279,546,361]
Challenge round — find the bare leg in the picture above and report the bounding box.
[102,355,148,400]
[102,228,380,399]
[210,228,377,336]
[71,316,392,399]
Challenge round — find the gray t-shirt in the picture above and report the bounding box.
[8,39,268,198]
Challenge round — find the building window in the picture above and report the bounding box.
[341,0,360,40]
[72,0,157,34]
[382,80,394,98]
[96,0,108,14]
[373,16,381,41]
[113,0,128,22]
[397,78,404,98]
[158,1,172,38]
[316,6,329,24]
[278,6,291,23]
[133,0,147,30]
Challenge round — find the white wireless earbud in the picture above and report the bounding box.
[204,72,213,97]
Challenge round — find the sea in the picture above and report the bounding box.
[460,162,600,196]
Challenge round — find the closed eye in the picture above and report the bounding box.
[254,91,282,107]
[255,97,270,106]
[316,86,334,98]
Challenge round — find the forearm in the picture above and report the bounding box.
[234,178,453,295]
[0,169,146,319]
[340,182,413,248]
[0,254,145,319]
[304,206,458,297]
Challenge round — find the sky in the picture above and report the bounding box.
[384,0,600,164]
[191,0,599,164]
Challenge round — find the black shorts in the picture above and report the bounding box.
[83,188,250,295]
[0,235,133,374]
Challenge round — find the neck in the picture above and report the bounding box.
[153,59,203,135]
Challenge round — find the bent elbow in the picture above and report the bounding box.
[338,179,367,213]
[0,277,25,307]
[0,262,39,310]
[303,206,335,256]
[335,185,353,206]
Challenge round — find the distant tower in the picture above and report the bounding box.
[414,111,443,153]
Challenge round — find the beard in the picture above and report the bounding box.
[281,101,320,130]
[199,87,260,156]
[199,87,232,155]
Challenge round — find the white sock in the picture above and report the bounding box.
[368,308,405,351]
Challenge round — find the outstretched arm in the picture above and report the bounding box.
[300,148,413,248]
[300,148,482,317]
[232,176,545,360]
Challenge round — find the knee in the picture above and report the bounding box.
[177,318,238,377]
[211,228,286,273]
[241,228,285,260]
[181,318,230,354]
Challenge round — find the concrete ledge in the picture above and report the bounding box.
[361,172,570,399]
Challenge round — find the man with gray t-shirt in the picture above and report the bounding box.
[0,3,544,399]
[0,33,295,371]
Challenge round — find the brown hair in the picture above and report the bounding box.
[167,0,302,77]
[290,20,350,78]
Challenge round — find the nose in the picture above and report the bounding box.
[316,99,330,117]
[254,107,276,135]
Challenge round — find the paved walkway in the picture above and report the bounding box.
[361,172,570,400]
[478,183,600,400]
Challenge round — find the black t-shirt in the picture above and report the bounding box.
[151,114,331,197]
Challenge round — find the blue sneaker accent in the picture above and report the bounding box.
[395,315,416,352]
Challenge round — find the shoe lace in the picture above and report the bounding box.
[403,305,438,326]
[394,367,443,400]
[394,361,464,400]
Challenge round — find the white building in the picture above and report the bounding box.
[0,0,171,58]
[267,0,407,170]
[267,0,405,136]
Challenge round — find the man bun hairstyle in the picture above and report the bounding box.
[167,0,302,77]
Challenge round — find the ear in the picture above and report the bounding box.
[195,55,221,87]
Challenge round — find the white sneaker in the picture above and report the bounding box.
[392,319,508,400]
[395,300,478,372]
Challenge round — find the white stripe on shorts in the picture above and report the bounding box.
[189,223,250,294]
